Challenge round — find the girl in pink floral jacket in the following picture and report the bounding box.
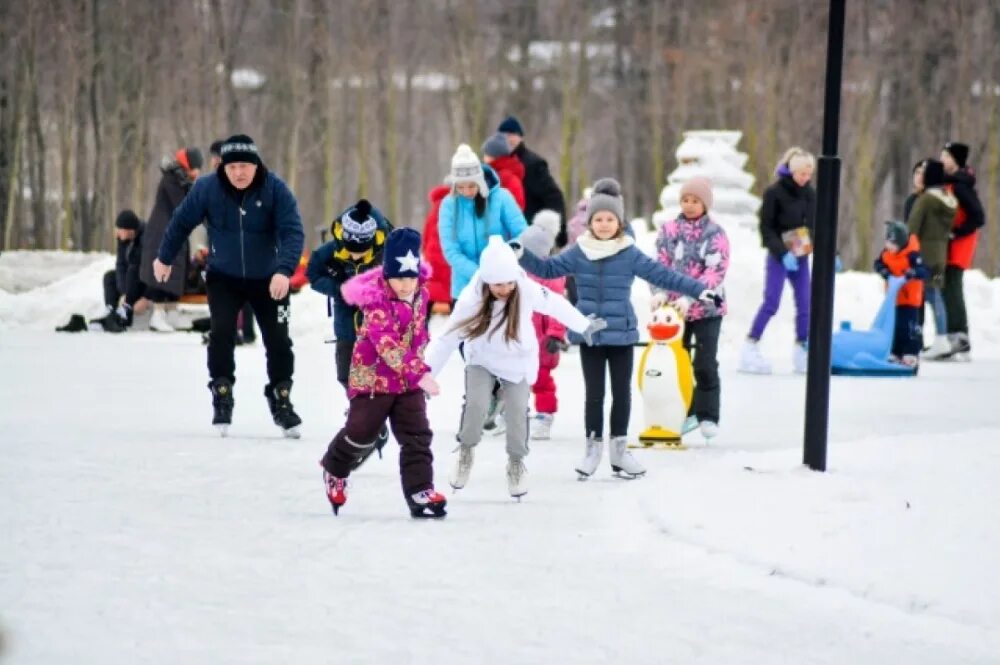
[320,228,447,519]
[652,177,730,440]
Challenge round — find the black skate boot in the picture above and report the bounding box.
[208,378,234,436]
[406,488,448,519]
[265,381,302,439]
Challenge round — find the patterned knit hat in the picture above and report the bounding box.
[337,199,380,252]
[383,228,422,279]
[448,144,489,199]
[220,134,262,165]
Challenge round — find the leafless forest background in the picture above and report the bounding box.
[1,0,998,275]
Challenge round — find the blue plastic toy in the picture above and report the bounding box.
[830,275,917,377]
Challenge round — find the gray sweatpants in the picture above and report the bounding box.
[459,364,531,460]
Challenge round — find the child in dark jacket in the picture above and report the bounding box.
[515,178,717,480]
[306,199,392,391]
[874,221,930,367]
[320,228,446,519]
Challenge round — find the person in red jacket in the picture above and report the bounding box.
[422,182,453,314]
[940,142,985,359]
[874,221,931,368]
[481,133,526,210]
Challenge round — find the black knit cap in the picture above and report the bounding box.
[943,142,969,169]
[115,209,141,230]
[220,134,262,165]
[922,159,945,188]
[184,147,204,170]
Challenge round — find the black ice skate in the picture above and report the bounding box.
[406,488,447,519]
[209,378,234,436]
[265,381,302,439]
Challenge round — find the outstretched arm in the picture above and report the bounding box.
[632,248,706,299]
[517,243,576,279]
[526,280,589,334]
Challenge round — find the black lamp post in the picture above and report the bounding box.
[803,0,847,472]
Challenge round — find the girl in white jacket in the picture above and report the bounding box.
[425,235,604,499]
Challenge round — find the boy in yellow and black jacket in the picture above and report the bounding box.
[307,199,393,390]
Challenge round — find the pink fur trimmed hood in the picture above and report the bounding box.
[342,263,432,307]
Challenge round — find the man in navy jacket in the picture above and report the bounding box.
[154,134,305,436]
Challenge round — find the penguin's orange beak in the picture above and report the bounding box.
[648,322,680,341]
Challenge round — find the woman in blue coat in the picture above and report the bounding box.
[515,178,716,480]
[438,143,527,300]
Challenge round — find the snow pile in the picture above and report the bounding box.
[652,130,762,230]
[0,251,112,294]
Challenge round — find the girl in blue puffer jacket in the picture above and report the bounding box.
[515,178,718,480]
[438,144,528,300]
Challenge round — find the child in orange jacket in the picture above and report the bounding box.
[874,221,930,367]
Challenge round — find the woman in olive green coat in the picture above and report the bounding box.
[906,159,957,358]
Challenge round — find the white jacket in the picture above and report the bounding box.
[425,269,591,385]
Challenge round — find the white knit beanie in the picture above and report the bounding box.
[449,144,489,199]
[478,235,522,284]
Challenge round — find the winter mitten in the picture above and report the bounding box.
[698,289,724,309]
[781,251,799,272]
[649,291,669,311]
[544,336,567,354]
[582,315,608,345]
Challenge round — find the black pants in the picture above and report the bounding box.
[580,344,634,439]
[335,339,355,390]
[943,265,968,334]
[206,272,294,384]
[238,303,256,342]
[146,286,179,304]
[683,317,722,424]
[322,390,433,496]
[102,270,121,309]
[892,306,922,357]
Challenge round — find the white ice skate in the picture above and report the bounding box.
[792,342,808,374]
[449,446,475,490]
[699,421,719,440]
[530,413,553,440]
[165,307,192,331]
[923,335,954,360]
[506,457,528,500]
[575,435,603,480]
[149,306,176,332]
[738,339,772,374]
[609,436,646,479]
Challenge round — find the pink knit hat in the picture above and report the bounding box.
[679,176,713,210]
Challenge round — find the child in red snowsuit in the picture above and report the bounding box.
[519,210,567,440]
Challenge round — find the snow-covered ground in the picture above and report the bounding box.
[2,249,1000,663]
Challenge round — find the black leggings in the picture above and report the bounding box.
[580,344,634,439]
[683,317,722,424]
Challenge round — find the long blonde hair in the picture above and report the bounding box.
[451,283,521,344]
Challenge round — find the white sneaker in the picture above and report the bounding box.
[149,306,176,332]
[738,339,772,374]
[923,335,954,360]
[506,457,528,498]
[793,342,808,374]
[575,435,603,479]
[700,421,719,439]
[530,413,553,440]
[449,446,475,490]
[608,436,646,478]
[681,415,699,434]
[165,308,192,330]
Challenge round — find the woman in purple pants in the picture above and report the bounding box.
[740,148,817,375]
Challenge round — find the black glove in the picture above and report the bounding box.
[544,336,566,354]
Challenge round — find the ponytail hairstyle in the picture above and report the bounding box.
[451,282,521,344]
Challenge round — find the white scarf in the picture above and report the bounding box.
[576,231,635,261]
